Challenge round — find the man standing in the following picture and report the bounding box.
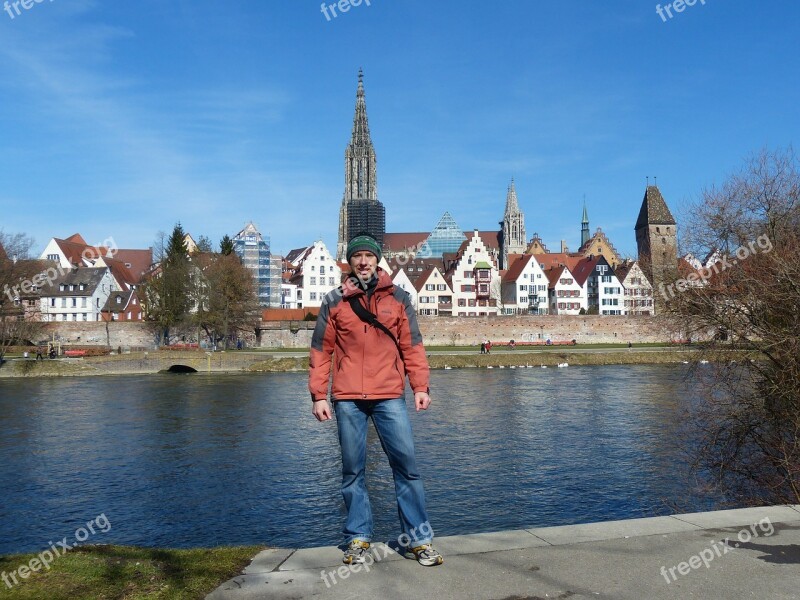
[309,233,443,567]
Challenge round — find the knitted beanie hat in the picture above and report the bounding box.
[346,233,382,262]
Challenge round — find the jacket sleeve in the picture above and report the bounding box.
[308,294,336,401]
[396,290,430,393]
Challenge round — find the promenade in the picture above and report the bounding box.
[207,505,800,600]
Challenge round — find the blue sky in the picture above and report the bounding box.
[0,0,797,258]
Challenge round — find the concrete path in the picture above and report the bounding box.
[207,505,800,600]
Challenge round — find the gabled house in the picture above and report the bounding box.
[545,265,584,315]
[39,268,118,322]
[284,241,341,309]
[571,255,626,315]
[445,230,501,316]
[100,290,143,322]
[501,254,549,314]
[413,267,452,316]
[389,267,418,310]
[615,260,654,316]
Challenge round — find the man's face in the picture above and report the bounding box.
[349,250,378,282]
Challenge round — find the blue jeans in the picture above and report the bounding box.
[333,398,433,546]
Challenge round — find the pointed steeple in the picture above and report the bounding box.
[500,179,525,269]
[337,69,384,260]
[350,67,372,150]
[504,178,520,216]
[636,185,676,230]
[581,196,590,248]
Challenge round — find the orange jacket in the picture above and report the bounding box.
[308,268,430,401]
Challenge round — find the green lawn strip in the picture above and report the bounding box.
[0,544,264,600]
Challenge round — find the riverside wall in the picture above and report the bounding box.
[38,315,684,350]
[255,315,683,348]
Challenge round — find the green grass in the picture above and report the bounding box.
[0,544,264,600]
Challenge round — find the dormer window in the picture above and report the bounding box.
[116,296,122,304]
[79,284,86,291]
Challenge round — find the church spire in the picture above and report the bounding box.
[500,178,526,269]
[350,67,372,152]
[581,196,590,247]
[504,178,520,216]
[337,69,384,260]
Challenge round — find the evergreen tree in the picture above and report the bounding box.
[219,235,235,256]
[141,224,192,345]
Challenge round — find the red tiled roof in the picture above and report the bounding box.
[570,256,603,287]
[502,254,535,283]
[113,249,153,283]
[103,257,136,290]
[382,233,429,252]
[614,260,636,282]
[532,253,583,272]
[65,233,88,245]
[545,265,567,288]
[262,308,319,321]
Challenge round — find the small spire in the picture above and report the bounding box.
[646,176,650,186]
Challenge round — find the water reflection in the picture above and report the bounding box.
[0,366,719,553]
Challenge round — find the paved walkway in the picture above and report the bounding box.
[207,505,800,600]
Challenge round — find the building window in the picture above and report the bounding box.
[329,277,335,286]
[320,266,326,275]
[310,292,317,301]
[310,277,316,285]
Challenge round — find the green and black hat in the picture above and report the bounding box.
[346,233,382,262]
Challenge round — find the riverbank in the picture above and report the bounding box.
[0,347,713,378]
[0,544,263,599]
[209,505,800,600]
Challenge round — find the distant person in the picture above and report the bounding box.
[485,340,492,354]
[308,233,443,567]
[480,342,486,354]
[36,347,43,361]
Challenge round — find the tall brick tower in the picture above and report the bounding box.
[337,69,385,260]
[635,185,678,313]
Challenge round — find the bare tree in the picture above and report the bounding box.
[0,232,46,365]
[192,252,260,349]
[668,147,800,504]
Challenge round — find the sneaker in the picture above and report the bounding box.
[342,539,370,564]
[404,543,443,566]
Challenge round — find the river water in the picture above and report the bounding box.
[0,365,721,554]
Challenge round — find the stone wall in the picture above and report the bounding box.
[41,322,155,350]
[42,315,685,349]
[417,315,681,345]
[256,315,684,347]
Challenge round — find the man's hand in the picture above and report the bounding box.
[312,399,332,421]
[414,391,431,411]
